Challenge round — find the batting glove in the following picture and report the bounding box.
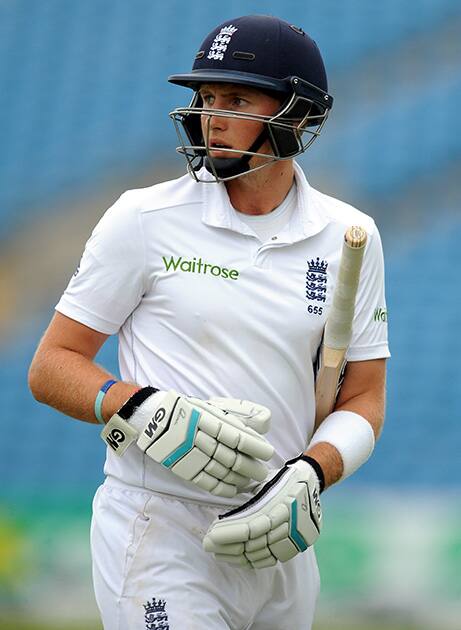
[202,455,324,568]
[101,387,274,498]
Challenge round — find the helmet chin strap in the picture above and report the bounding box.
[204,127,270,180]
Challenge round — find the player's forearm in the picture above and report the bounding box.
[305,391,385,489]
[335,387,385,439]
[334,359,387,439]
[28,347,139,424]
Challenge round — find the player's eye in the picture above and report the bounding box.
[201,93,214,106]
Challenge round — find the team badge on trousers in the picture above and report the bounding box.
[143,598,169,629]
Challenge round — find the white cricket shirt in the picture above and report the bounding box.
[56,163,390,506]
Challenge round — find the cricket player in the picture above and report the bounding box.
[29,15,389,630]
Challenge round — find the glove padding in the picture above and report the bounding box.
[102,388,274,498]
[203,457,322,568]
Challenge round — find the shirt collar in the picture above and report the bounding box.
[201,162,329,243]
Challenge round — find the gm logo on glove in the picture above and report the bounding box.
[101,413,140,456]
[143,407,167,439]
[105,428,126,451]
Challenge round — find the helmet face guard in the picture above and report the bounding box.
[168,15,333,182]
[169,77,331,182]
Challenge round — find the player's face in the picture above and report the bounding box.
[199,83,281,160]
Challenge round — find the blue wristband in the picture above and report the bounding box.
[95,379,118,424]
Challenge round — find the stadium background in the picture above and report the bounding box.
[1,1,460,628]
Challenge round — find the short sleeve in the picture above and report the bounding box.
[55,191,147,334]
[346,223,390,361]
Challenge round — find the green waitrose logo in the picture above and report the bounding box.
[374,307,388,323]
[162,255,239,280]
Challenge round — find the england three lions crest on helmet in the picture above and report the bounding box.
[207,25,238,61]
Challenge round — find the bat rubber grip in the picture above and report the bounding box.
[324,228,367,350]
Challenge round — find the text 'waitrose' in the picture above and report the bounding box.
[162,256,239,280]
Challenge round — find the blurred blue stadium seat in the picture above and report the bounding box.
[328,71,461,196]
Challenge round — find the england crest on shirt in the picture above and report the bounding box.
[306,257,328,303]
[143,598,169,629]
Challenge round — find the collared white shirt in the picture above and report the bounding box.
[56,163,389,505]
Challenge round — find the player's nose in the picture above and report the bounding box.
[203,111,228,134]
[210,115,227,132]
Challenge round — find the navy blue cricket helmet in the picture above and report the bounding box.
[168,15,333,182]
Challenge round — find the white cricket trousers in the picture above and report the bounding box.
[91,479,320,630]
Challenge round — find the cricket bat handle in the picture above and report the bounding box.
[324,226,367,350]
[313,226,367,428]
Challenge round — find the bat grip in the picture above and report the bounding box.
[324,241,365,349]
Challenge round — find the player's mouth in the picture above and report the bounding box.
[209,141,231,149]
[208,141,238,157]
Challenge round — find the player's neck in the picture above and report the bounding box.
[225,160,295,216]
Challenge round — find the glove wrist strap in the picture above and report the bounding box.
[118,386,159,420]
[100,386,159,456]
[289,454,325,494]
